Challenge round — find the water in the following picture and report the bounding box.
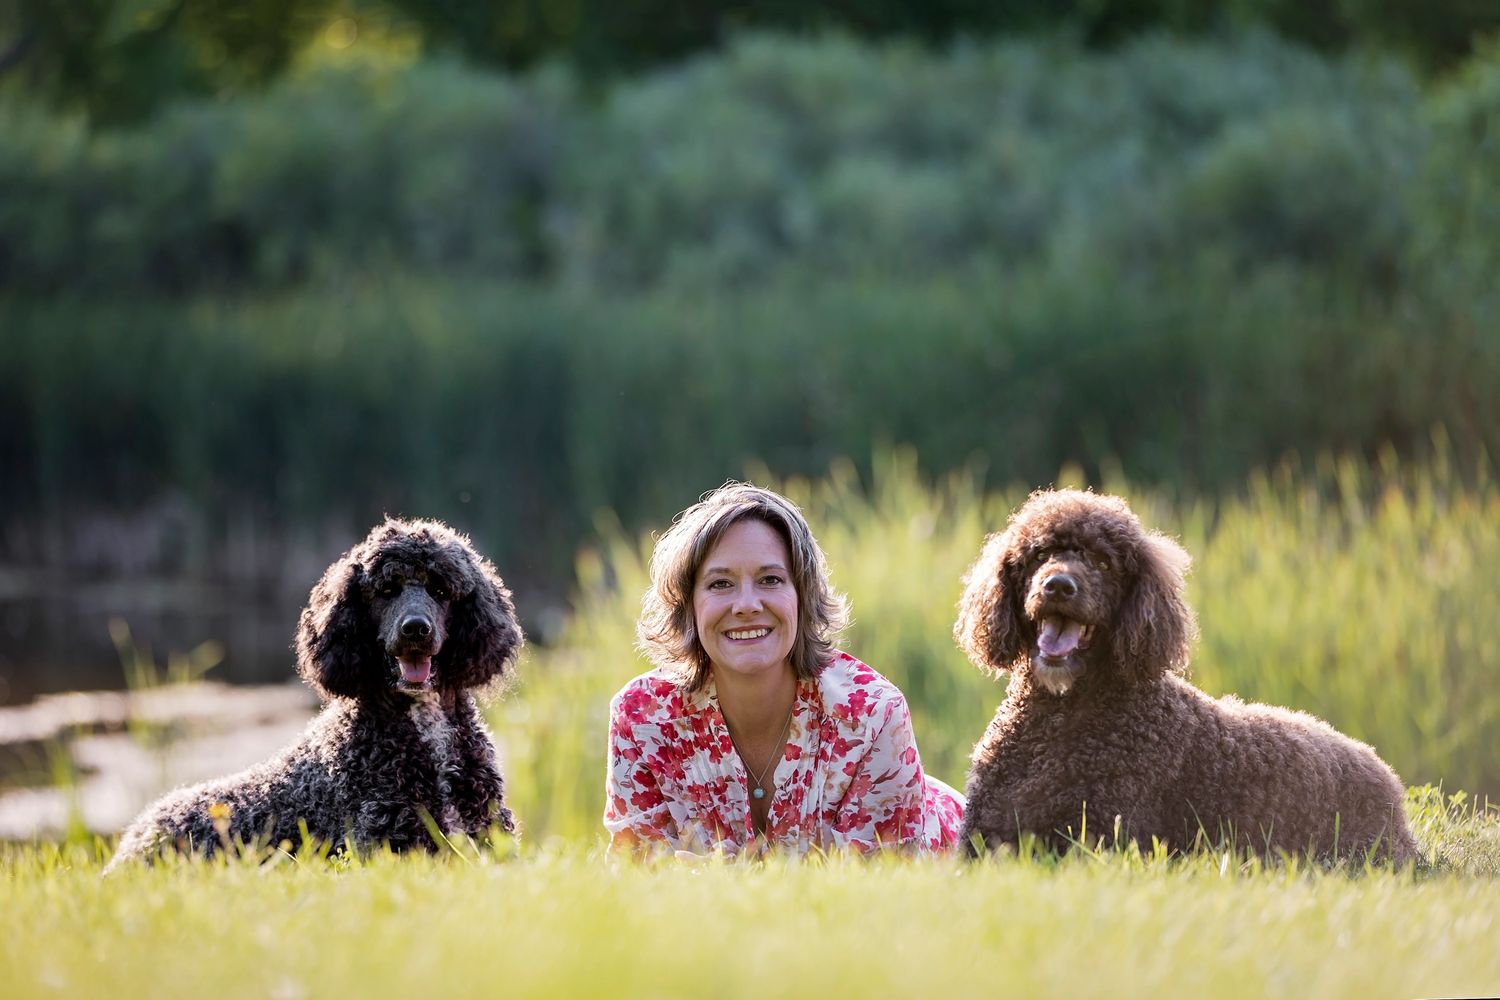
[0,571,303,707]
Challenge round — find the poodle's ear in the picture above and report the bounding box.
[1113,532,1198,682]
[295,555,381,700]
[954,530,1027,676]
[440,545,524,689]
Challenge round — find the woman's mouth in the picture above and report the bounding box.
[726,628,771,641]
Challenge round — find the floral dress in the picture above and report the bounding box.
[604,651,965,855]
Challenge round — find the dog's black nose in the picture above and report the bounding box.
[400,616,433,639]
[1042,573,1077,599]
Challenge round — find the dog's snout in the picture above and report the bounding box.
[400,615,433,639]
[1042,573,1078,599]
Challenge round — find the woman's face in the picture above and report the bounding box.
[693,518,799,683]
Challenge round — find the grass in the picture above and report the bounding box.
[2,790,1497,1000]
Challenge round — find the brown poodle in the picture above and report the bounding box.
[954,489,1418,863]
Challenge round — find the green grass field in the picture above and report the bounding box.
[6,451,1500,997]
[3,792,1498,1000]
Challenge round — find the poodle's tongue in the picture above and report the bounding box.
[1038,617,1085,658]
[397,656,433,686]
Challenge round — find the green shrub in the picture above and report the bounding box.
[1416,36,1500,319]
[0,32,1466,292]
[6,255,1499,587]
[5,32,1500,616]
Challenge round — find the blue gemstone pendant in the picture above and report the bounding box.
[752,787,765,800]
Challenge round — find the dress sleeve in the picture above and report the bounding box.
[828,694,926,852]
[603,708,676,852]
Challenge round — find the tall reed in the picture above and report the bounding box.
[493,447,1500,845]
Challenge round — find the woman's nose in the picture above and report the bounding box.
[730,584,761,613]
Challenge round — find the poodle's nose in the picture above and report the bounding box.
[1042,573,1078,599]
[400,615,433,639]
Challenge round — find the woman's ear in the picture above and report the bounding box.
[295,556,380,700]
[1112,533,1197,682]
[955,530,1027,677]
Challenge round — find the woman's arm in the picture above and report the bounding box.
[827,694,927,852]
[603,713,677,852]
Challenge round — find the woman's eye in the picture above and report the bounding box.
[760,575,784,587]
[706,579,730,591]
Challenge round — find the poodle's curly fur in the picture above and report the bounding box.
[954,489,1418,863]
[106,519,522,870]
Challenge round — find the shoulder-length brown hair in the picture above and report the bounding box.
[636,483,850,692]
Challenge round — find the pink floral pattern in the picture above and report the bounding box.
[604,652,965,855]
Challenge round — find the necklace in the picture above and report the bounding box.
[726,700,795,801]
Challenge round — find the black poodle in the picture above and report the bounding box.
[955,489,1418,863]
[106,518,522,870]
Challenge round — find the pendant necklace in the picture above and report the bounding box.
[729,700,795,801]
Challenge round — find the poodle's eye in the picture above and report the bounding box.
[1096,558,1111,572]
[429,582,450,601]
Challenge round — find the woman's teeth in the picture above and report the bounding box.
[727,628,770,640]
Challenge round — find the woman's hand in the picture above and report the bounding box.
[673,835,770,865]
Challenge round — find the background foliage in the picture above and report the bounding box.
[0,32,1470,292]
[5,0,1497,122]
[4,32,1499,600]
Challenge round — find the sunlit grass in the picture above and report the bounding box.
[3,801,1497,1000]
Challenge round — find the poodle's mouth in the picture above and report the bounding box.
[1036,616,1093,659]
[394,654,435,692]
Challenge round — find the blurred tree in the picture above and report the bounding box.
[376,0,1500,76]
[0,0,344,121]
[386,0,1209,75]
[1,0,1495,122]
[1234,0,1500,73]
[1358,0,1500,73]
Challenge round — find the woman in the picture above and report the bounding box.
[603,483,964,855]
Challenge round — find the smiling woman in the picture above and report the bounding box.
[605,483,964,856]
